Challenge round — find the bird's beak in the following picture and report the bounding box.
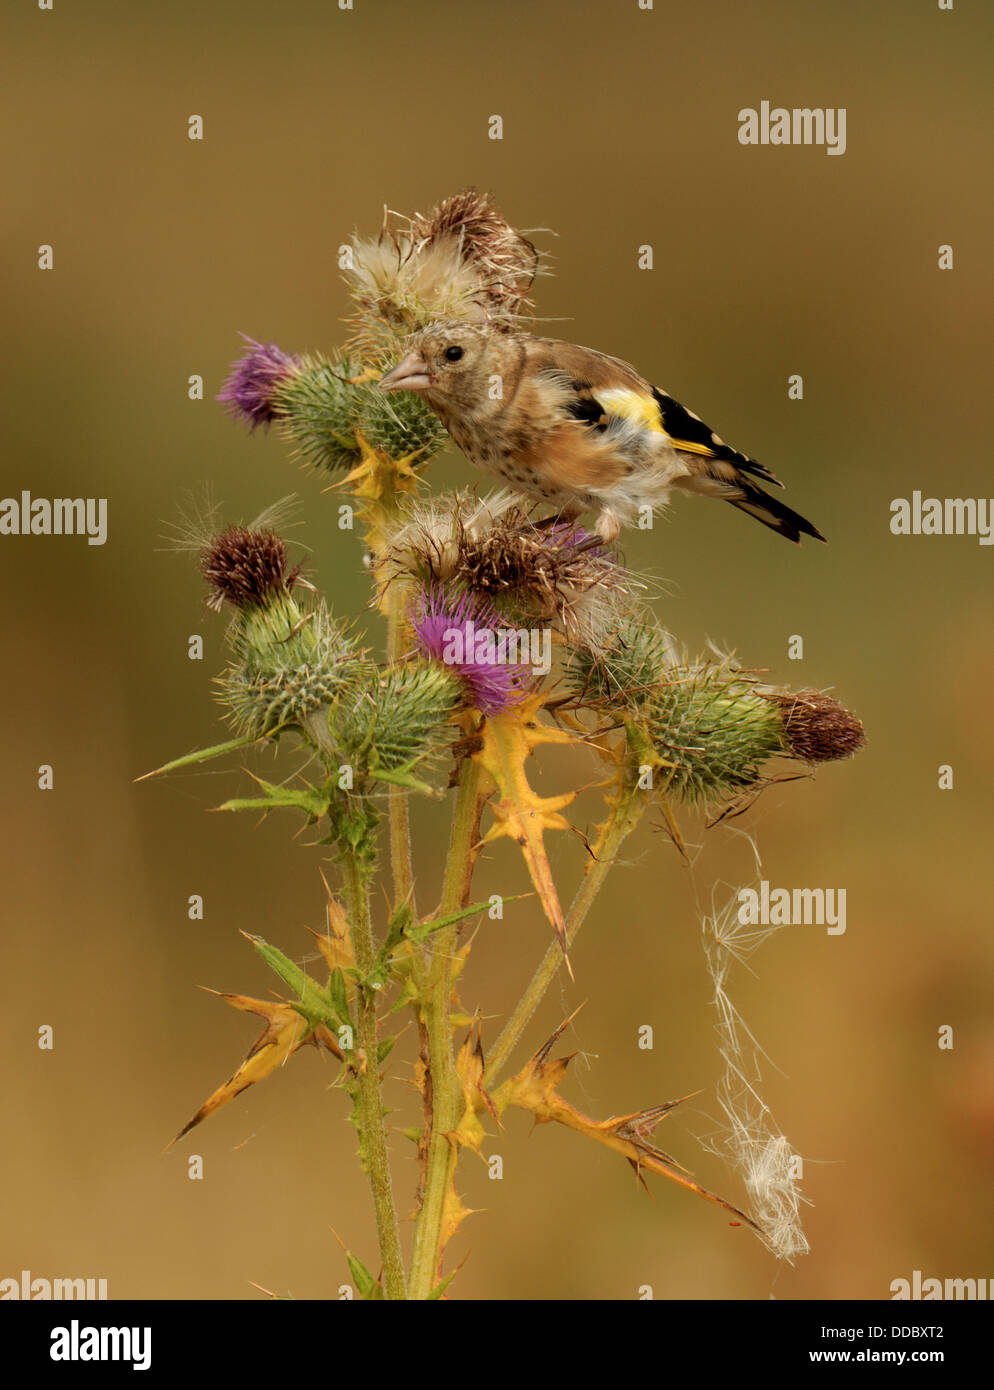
[379,353,432,392]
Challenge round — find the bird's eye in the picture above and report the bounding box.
[444,345,464,362]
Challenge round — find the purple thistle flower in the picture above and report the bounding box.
[409,585,533,716]
[217,335,302,430]
[543,519,603,554]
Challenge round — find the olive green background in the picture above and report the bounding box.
[2,0,992,1300]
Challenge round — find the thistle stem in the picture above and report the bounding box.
[407,755,485,1299]
[342,849,407,1300]
[385,580,416,915]
[486,777,645,1086]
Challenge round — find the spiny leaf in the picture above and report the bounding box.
[492,1020,763,1236]
[345,1251,384,1301]
[135,733,275,782]
[217,773,331,822]
[245,933,345,1031]
[167,994,340,1146]
[327,967,351,1025]
[310,875,355,972]
[406,894,526,946]
[471,693,579,968]
[439,1183,476,1266]
[451,1026,499,1157]
[427,1269,459,1300]
[366,763,437,794]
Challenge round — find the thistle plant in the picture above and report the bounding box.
[147,191,865,1299]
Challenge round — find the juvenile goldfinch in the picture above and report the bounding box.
[379,321,825,545]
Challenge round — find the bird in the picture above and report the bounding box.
[378,320,825,546]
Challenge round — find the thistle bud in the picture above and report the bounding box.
[565,616,674,704]
[220,595,368,739]
[358,385,449,462]
[200,527,368,738]
[766,690,866,763]
[643,664,785,804]
[272,354,365,473]
[217,336,302,431]
[334,661,462,778]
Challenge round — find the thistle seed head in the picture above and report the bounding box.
[344,191,543,360]
[382,493,633,643]
[200,525,294,613]
[768,690,866,763]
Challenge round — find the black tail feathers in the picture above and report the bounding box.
[726,483,826,544]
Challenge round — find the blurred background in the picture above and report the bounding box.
[2,0,993,1300]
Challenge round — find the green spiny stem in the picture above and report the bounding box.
[384,575,417,919]
[407,754,485,1300]
[342,847,408,1300]
[486,776,645,1087]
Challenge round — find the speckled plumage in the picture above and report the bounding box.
[379,321,825,545]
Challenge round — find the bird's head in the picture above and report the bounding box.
[378,321,501,420]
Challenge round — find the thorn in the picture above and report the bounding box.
[531,1002,586,1066]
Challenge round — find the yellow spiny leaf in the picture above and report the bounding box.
[493,1022,762,1235]
[439,1184,475,1262]
[168,994,338,1147]
[326,434,423,562]
[309,870,355,971]
[472,693,580,966]
[451,1027,499,1156]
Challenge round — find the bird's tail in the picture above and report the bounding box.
[725,482,826,543]
[675,467,825,544]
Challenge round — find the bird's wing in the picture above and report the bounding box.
[522,337,783,488]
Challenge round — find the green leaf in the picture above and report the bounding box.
[218,775,331,822]
[246,935,342,1029]
[366,762,438,795]
[374,903,413,972]
[407,895,527,945]
[427,1269,458,1300]
[387,974,421,1016]
[135,733,275,782]
[345,1252,383,1301]
[327,967,351,1026]
[377,1036,397,1064]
